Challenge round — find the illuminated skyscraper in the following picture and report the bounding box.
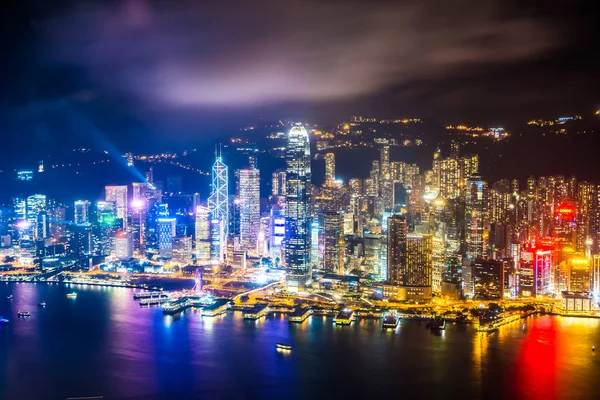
[26,194,47,240]
[465,175,488,259]
[208,152,229,262]
[115,231,133,260]
[238,168,260,254]
[321,212,344,274]
[324,152,335,186]
[105,185,128,229]
[195,206,211,264]
[271,170,286,197]
[74,200,90,224]
[387,215,407,284]
[285,124,312,291]
[157,218,176,259]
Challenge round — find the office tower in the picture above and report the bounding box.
[172,236,193,264]
[13,196,26,221]
[210,219,225,263]
[66,223,92,260]
[576,182,596,253]
[324,153,335,186]
[321,212,344,274]
[74,200,90,224]
[285,124,312,291]
[380,145,390,179]
[26,194,46,240]
[569,256,590,292]
[473,258,504,299]
[145,166,154,185]
[348,178,362,196]
[269,208,286,264]
[271,170,287,197]
[238,168,260,254]
[465,175,488,259]
[387,215,407,284]
[48,206,66,239]
[105,185,128,229]
[208,151,228,262]
[405,234,433,287]
[592,255,600,297]
[554,202,576,258]
[432,236,445,295]
[115,231,133,260]
[195,206,211,264]
[157,218,176,259]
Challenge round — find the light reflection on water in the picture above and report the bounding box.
[1,283,600,400]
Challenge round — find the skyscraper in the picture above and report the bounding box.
[285,124,312,291]
[238,168,260,254]
[195,205,211,264]
[74,200,90,224]
[387,215,407,285]
[465,175,488,258]
[324,152,335,186]
[105,185,128,229]
[208,151,228,263]
[157,218,176,259]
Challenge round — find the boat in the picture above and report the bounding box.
[276,343,292,351]
[334,309,355,325]
[38,302,46,307]
[133,291,165,300]
[17,311,31,318]
[382,315,400,329]
[6,295,12,300]
[430,316,446,330]
[0,317,9,325]
[66,292,78,298]
[289,307,312,323]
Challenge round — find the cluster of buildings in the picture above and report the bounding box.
[1,121,600,308]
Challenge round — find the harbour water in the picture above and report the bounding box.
[1,282,600,399]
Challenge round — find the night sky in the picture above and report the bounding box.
[1,0,599,155]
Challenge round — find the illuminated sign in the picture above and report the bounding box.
[556,203,575,216]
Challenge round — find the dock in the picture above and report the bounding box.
[289,307,312,323]
[243,304,269,320]
[202,299,230,317]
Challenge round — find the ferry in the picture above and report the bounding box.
[334,309,355,325]
[17,311,31,318]
[38,301,46,307]
[243,304,269,320]
[139,297,170,307]
[289,307,312,323]
[276,343,292,351]
[202,299,230,317]
[5,295,12,300]
[66,292,78,299]
[382,315,400,329]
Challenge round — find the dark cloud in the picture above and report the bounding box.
[41,0,562,108]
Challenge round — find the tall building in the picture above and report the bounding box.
[271,170,287,197]
[74,200,90,224]
[405,234,433,287]
[105,186,128,229]
[195,206,211,264]
[321,212,344,274]
[269,208,286,264]
[473,258,504,299]
[324,152,335,186]
[285,124,312,291]
[208,152,228,263]
[26,194,47,240]
[157,218,176,259]
[238,168,260,254]
[387,215,407,285]
[465,175,488,258]
[115,231,133,260]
